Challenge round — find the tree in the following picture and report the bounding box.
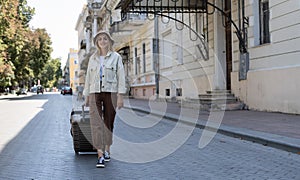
[0,0,20,87]
[40,58,62,88]
[0,0,60,91]
[0,59,14,87]
[28,28,53,85]
[0,0,35,88]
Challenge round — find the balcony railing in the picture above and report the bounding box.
[111,13,146,33]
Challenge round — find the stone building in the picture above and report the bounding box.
[75,0,300,114]
[66,48,79,91]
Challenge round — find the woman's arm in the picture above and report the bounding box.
[116,54,126,109]
[83,58,92,106]
[117,55,126,94]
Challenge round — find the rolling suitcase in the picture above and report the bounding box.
[70,105,96,154]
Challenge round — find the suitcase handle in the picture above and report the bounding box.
[82,105,85,119]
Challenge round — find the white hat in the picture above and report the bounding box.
[93,30,114,45]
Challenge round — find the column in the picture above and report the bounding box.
[85,29,91,53]
[213,2,226,90]
[93,12,98,38]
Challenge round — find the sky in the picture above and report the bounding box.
[27,0,86,67]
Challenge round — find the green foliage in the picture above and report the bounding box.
[29,28,53,81]
[18,0,35,27]
[0,0,35,88]
[0,0,61,90]
[0,59,14,86]
[40,58,62,88]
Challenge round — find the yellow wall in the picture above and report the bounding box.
[68,48,79,91]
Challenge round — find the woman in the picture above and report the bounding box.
[83,30,126,168]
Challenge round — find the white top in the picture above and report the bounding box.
[99,56,105,68]
[99,56,104,80]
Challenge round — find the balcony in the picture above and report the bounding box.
[110,13,146,32]
[110,13,146,47]
[130,73,156,87]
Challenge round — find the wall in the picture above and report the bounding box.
[157,10,216,100]
[129,20,156,99]
[231,0,300,114]
[68,48,79,91]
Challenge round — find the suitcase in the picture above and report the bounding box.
[70,105,96,154]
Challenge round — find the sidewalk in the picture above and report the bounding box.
[123,98,300,154]
[0,93,29,99]
[0,91,39,98]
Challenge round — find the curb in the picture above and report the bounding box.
[0,93,35,99]
[124,105,300,154]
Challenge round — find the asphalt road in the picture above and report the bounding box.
[0,93,299,179]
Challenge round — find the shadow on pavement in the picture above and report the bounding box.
[0,93,99,179]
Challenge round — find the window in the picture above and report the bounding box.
[176,88,182,96]
[135,48,138,75]
[143,43,146,73]
[134,89,138,96]
[259,0,270,44]
[165,89,170,96]
[143,89,146,96]
[136,57,141,75]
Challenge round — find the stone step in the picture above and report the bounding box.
[199,93,235,99]
[181,101,245,111]
[206,90,231,94]
[201,101,245,111]
[181,90,245,111]
[185,96,238,104]
[199,97,238,104]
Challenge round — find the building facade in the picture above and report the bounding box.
[230,0,300,114]
[67,48,79,91]
[75,0,300,114]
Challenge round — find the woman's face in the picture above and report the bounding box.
[96,34,110,50]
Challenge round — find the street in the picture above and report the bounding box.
[0,93,299,179]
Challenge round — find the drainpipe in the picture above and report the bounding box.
[153,15,160,99]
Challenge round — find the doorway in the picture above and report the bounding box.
[225,0,232,90]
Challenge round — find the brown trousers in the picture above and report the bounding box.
[89,92,117,150]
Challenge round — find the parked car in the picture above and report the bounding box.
[60,87,65,94]
[37,86,44,94]
[16,88,27,96]
[61,86,72,95]
[30,86,37,93]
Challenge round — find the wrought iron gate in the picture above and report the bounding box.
[115,0,249,80]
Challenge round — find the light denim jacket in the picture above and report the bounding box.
[83,51,126,97]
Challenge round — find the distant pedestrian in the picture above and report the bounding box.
[77,84,84,101]
[83,30,126,168]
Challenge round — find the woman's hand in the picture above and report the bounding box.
[117,94,124,109]
[85,95,89,107]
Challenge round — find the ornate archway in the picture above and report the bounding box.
[115,0,249,80]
